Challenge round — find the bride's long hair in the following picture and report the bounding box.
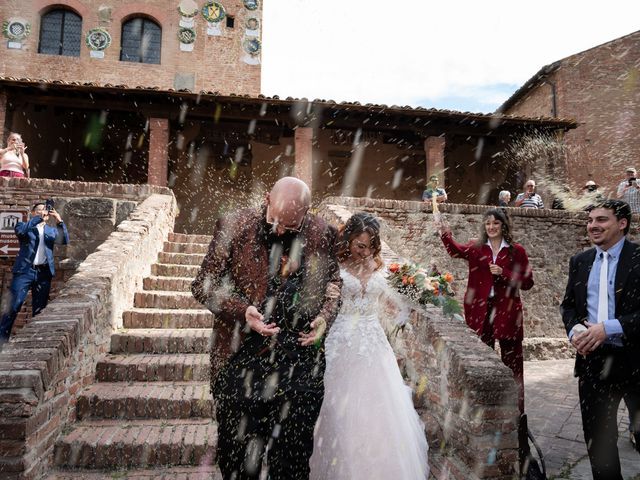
[336,212,384,270]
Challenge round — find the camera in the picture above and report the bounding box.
[45,199,55,212]
[587,185,598,192]
[629,178,637,186]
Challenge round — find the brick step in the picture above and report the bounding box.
[143,276,193,292]
[96,354,210,382]
[163,241,210,254]
[76,382,213,420]
[169,233,211,244]
[111,329,211,354]
[123,309,213,329]
[158,252,205,266]
[53,419,217,470]
[47,465,222,480]
[151,263,199,278]
[134,291,204,310]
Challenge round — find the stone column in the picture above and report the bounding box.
[148,118,169,186]
[424,136,446,188]
[294,127,313,190]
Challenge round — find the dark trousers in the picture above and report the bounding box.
[481,301,525,413]
[0,266,52,342]
[625,393,640,435]
[578,349,640,480]
[216,390,322,480]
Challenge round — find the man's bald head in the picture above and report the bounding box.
[266,177,311,234]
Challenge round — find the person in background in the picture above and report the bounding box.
[582,180,605,208]
[616,167,640,214]
[0,132,29,177]
[0,202,68,347]
[422,175,448,204]
[498,190,511,207]
[515,180,544,209]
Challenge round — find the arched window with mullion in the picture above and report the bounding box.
[38,8,82,56]
[120,17,161,64]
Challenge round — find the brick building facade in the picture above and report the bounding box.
[499,30,640,195]
[0,0,262,94]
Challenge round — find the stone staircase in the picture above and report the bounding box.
[48,233,223,479]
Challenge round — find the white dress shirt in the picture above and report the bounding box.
[33,222,46,265]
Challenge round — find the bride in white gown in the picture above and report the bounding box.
[309,213,429,480]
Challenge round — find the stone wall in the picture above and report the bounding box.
[0,193,176,480]
[319,203,520,479]
[0,178,171,333]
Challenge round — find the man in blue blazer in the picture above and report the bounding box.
[561,199,640,479]
[0,202,69,345]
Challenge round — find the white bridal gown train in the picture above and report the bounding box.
[309,269,429,480]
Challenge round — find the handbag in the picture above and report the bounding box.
[518,413,547,480]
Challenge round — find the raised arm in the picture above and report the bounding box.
[440,231,473,260]
[14,216,43,238]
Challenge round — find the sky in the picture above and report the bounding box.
[261,0,640,113]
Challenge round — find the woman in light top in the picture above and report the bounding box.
[0,132,29,177]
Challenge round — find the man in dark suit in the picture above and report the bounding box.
[0,202,69,346]
[191,177,342,479]
[561,199,640,479]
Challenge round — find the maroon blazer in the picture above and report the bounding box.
[441,232,534,340]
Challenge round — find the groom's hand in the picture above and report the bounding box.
[298,316,327,347]
[573,321,606,354]
[245,306,280,337]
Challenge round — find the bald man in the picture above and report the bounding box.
[192,177,342,479]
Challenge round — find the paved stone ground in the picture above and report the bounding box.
[525,359,640,479]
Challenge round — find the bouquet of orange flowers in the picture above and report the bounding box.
[387,262,462,319]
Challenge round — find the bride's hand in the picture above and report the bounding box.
[298,316,327,347]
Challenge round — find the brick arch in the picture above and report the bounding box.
[112,4,170,27]
[32,0,90,17]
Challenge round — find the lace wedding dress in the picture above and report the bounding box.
[309,269,429,479]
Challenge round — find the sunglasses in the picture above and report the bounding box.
[265,204,307,233]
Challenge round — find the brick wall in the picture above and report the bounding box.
[0,178,171,334]
[0,192,176,480]
[503,31,640,195]
[0,0,261,95]
[320,203,519,479]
